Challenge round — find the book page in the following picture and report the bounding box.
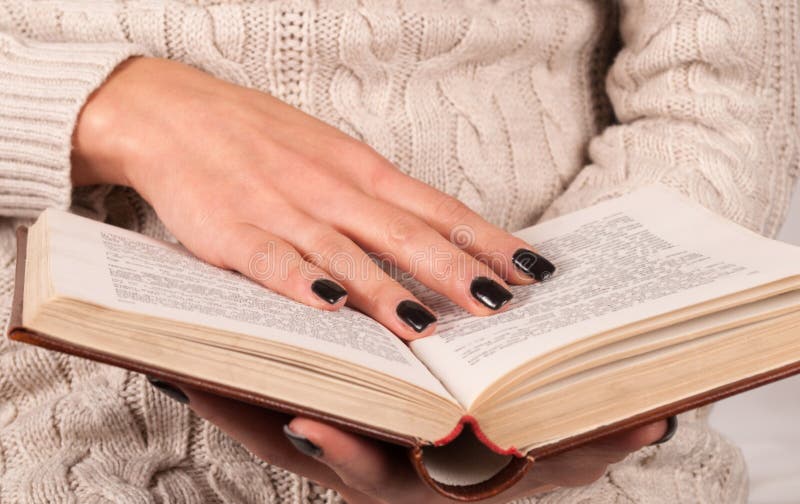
[410,185,800,407]
[41,210,455,401]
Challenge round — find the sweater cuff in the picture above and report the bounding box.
[0,33,147,219]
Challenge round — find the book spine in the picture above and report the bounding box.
[433,415,524,457]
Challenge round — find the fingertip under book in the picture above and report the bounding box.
[147,376,189,404]
[284,425,324,458]
[650,416,678,446]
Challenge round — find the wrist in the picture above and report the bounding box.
[70,56,155,188]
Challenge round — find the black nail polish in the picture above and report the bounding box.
[470,277,513,310]
[283,425,324,457]
[512,249,556,282]
[650,416,678,445]
[147,376,189,404]
[396,300,437,333]
[311,279,347,304]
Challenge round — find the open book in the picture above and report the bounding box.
[8,185,800,501]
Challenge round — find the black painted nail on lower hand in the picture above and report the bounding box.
[284,425,324,457]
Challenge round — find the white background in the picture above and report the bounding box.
[709,180,800,503]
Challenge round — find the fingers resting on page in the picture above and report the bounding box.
[159,381,670,504]
[71,57,556,340]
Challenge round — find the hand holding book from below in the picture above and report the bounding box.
[149,378,672,504]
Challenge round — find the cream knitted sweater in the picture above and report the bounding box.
[0,1,797,503]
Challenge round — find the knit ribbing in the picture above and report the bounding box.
[0,33,145,218]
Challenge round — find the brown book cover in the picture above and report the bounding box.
[9,225,800,501]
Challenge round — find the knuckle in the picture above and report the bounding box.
[384,213,424,249]
[434,193,472,227]
[333,136,370,160]
[367,164,395,197]
[189,198,227,235]
[430,249,462,284]
[338,139,382,167]
[206,225,246,268]
[182,198,242,256]
[363,280,398,314]
[245,241,286,282]
[279,153,318,180]
[358,154,398,196]
[311,229,348,261]
[309,229,357,280]
[336,138,372,160]
[364,285,384,314]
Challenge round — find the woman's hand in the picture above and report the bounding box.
[72,57,556,340]
[162,381,671,504]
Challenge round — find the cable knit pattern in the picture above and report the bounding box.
[0,1,797,502]
[543,0,800,239]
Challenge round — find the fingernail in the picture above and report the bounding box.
[147,376,189,404]
[283,425,324,457]
[470,277,513,310]
[512,249,556,282]
[650,416,678,445]
[396,300,437,333]
[311,279,348,304]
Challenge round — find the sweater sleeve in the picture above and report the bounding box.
[0,31,146,218]
[542,0,799,238]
